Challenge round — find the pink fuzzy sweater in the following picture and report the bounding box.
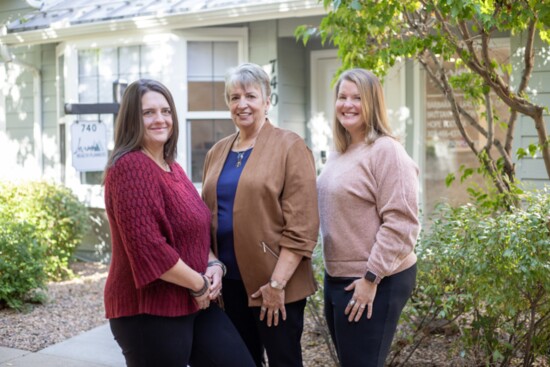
[317,137,420,279]
[103,151,211,318]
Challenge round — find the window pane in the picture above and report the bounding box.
[142,43,173,77]
[188,42,213,79]
[188,41,237,111]
[188,81,226,111]
[78,49,98,77]
[189,119,235,182]
[424,45,510,217]
[119,46,140,77]
[213,41,238,76]
[78,76,98,103]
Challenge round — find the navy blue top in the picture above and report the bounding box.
[216,147,253,280]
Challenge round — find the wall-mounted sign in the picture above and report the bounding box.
[71,121,108,172]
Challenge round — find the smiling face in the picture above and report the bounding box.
[335,79,365,142]
[228,82,270,131]
[141,91,173,152]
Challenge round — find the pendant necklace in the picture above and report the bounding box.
[236,151,246,168]
[234,137,256,168]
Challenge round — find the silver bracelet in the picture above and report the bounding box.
[207,260,227,277]
[189,275,209,297]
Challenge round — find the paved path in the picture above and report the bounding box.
[0,323,124,367]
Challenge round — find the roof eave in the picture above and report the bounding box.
[0,1,327,46]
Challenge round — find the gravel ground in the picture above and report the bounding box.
[0,262,333,366]
[1,262,546,366]
[0,262,108,353]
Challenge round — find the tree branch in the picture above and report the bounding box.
[517,19,536,96]
[484,91,494,152]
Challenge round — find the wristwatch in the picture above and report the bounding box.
[269,279,286,290]
[364,271,381,285]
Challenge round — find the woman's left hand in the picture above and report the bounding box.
[344,278,377,322]
[205,265,223,300]
[251,284,286,327]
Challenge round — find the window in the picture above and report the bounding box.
[189,119,235,182]
[76,45,166,184]
[187,41,239,182]
[423,42,510,216]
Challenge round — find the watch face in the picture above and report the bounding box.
[365,271,377,282]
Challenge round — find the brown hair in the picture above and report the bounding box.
[104,79,179,173]
[332,68,393,153]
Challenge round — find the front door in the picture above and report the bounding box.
[310,49,340,168]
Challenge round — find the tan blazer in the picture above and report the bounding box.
[202,120,319,306]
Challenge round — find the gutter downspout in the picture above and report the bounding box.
[0,44,43,177]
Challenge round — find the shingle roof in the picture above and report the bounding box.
[7,0,316,33]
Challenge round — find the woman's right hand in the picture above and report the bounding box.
[191,275,211,310]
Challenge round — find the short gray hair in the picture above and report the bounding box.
[224,63,271,105]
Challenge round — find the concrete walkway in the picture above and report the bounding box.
[0,323,125,367]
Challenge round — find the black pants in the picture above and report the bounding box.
[324,264,417,367]
[221,278,306,367]
[109,303,255,367]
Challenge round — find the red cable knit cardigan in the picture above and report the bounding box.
[103,151,210,318]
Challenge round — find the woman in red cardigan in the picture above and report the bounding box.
[103,79,254,367]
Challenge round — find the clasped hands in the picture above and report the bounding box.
[251,283,286,327]
[192,263,225,309]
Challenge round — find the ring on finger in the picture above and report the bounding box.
[349,299,356,306]
[360,304,366,309]
[261,306,267,312]
[274,310,279,315]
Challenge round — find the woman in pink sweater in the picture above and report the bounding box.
[317,69,420,367]
[103,79,254,367]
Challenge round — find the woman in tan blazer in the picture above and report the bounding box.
[202,63,319,367]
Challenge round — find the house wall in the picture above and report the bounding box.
[2,42,58,181]
[249,20,279,126]
[512,34,550,189]
[40,43,59,178]
[277,38,307,138]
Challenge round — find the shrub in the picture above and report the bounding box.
[306,244,340,367]
[396,189,550,366]
[0,181,89,281]
[0,212,47,310]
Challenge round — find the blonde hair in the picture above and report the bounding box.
[332,68,393,153]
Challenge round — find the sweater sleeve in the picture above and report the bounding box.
[279,139,320,258]
[366,139,420,277]
[108,156,180,288]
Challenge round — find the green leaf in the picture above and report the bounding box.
[445,173,456,187]
[528,143,539,157]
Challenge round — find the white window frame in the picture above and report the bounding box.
[178,28,248,187]
[55,27,247,206]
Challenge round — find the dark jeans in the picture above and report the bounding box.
[221,278,306,367]
[324,264,417,367]
[109,303,255,367]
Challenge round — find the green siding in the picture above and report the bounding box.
[277,37,306,137]
[511,33,550,187]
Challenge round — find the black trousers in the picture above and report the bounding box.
[324,264,417,367]
[109,303,255,367]
[221,278,306,367]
